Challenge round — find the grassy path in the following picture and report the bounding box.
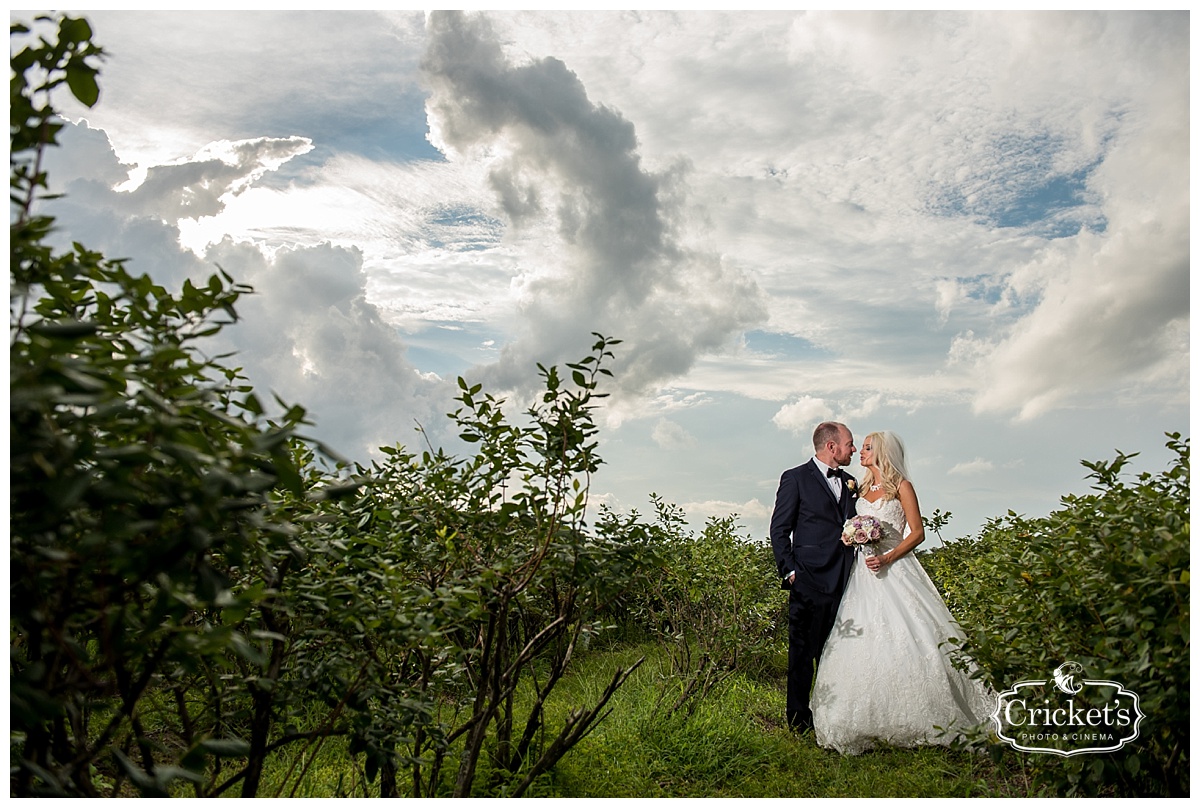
[255,642,1037,797]
[527,644,1035,799]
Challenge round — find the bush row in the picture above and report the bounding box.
[922,435,1189,797]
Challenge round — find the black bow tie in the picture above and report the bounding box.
[826,468,839,478]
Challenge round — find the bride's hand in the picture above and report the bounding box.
[866,552,890,572]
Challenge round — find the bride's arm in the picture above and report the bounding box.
[873,480,925,569]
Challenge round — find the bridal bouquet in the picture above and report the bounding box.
[841,514,883,552]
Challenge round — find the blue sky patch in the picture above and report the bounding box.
[403,321,506,379]
[927,130,1108,238]
[991,167,1105,237]
[422,205,504,251]
[259,90,441,188]
[743,330,835,359]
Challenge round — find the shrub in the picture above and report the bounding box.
[923,434,1189,797]
[10,16,653,797]
[263,338,659,797]
[604,497,786,717]
[10,15,319,797]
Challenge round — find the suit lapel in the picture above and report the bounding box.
[806,460,841,512]
[837,476,852,520]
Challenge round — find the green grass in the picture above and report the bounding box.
[517,643,1037,798]
[251,641,1040,798]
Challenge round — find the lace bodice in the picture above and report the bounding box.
[856,496,907,551]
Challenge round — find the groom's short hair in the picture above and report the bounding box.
[812,421,845,451]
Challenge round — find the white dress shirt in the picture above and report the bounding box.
[812,456,842,499]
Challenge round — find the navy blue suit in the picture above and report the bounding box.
[769,459,857,729]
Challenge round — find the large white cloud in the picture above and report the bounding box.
[772,396,834,438]
[205,239,446,457]
[959,34,1190,419]
[41,122,447,461]
[421,11,767,399]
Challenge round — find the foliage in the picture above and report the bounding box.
[602,497,786,717]
[11,14,315,797]
[251,642,1036,798]
[254,335,658,798]
[922,434,1189,797]
[10,15,653,798]
[10,15,100,209]
[921,507,952,541]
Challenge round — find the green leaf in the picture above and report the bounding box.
[199,737,251,757]
[58,16,93,44]
[272,449,304,496]
[313,480,362,501]
[29,319,98,339]
[65,65,100,107]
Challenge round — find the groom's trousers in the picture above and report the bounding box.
[786,592,840,730]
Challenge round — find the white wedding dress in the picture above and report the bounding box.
[812,496,993,755]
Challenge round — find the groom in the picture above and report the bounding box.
[769,421,857,732]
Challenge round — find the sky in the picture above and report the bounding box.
[23,9,1191,545]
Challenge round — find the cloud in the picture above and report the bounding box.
[421,10,767,400]
[41,121,447,462]
[772,396,834,437]
[205,239,446,458]
[53,10,431,169]
[53,11,1185,432]
[651,419,696,450]
[122,136,314,223]
[681,497,772,528]
[487,12,1186,423]
[963,55,1189,419]
[837,393,883,423]
[947,457,995,476]
[935,279,967,325]
[44,125,314,250]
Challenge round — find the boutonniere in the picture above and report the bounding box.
[846,479,857,493]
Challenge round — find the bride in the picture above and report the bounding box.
[811,431,993,755]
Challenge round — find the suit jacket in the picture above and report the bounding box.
[769,459,857,603]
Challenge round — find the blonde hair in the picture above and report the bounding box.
[862,430,910,500]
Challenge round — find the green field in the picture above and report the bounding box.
[253,642,1034,799]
